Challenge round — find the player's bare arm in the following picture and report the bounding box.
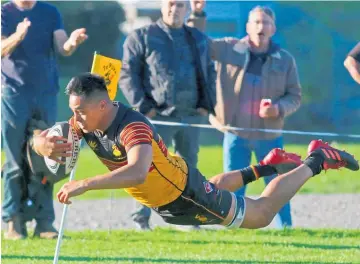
[53,28,88,56]
[57,144,153,205]
[83,144,153,190]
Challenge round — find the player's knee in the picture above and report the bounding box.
[237,198,277,229]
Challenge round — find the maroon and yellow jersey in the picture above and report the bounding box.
[69,103,188,207]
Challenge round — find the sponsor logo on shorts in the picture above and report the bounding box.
[203,181,213,194]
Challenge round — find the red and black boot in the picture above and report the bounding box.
[260,148,302,175]
[305,140,359,176]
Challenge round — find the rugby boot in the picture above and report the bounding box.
[307,139,359,171]
[260,148,302,174]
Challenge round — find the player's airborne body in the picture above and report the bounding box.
[32,73,359,229]
[68,101,243,226]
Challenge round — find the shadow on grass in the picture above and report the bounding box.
[2,255,352,264]
[123,239,359,250]
[162,228,360,239]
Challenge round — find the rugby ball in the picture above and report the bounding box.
[44,121,81,177]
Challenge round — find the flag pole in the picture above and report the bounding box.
[53,141,82,264]
[90,51,98,73]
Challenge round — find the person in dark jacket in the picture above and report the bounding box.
[119,0,216,230]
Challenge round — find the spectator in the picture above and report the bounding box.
[119,0,216,230]
[344,42,360,85]
[1,0,87,239]
[189,1,301,228]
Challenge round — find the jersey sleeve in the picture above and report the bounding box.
[68,116,83,139]
[348,42,360,63]
[52,6,64,32]
[120,122,153,151]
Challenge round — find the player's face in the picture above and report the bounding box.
[246,11,275,45]
[69,95,103,133]
[161,0,188,28]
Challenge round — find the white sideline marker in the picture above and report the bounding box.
[53,140,81,264]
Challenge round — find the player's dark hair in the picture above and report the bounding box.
[65,73,108,98]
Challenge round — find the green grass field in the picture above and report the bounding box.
[49,143,360,200]
[2,229,360,264]
[2,144,360,201]
[2,144,359,263]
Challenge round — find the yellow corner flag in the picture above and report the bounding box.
[91,52,122,101]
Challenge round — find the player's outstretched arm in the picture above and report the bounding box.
[84,144,152,190]
[56,144,153,204]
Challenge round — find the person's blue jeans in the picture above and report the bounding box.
[1,86,57,224]
[223,132,292,228]
[132,115,206,224]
